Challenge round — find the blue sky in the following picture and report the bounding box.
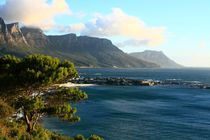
[0,0,210,67]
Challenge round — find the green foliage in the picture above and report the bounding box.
[43,88,88,122]
[19,54,61,87]
[0,54,80,128]
[20,54,78,87]
[0,120,104,140]
[0,55,21,75]
[19,133,31,140]
[44,103,78,121]
[0,54,78,91]
[9,128,19,138]
[50,132,74,140]
[15,96,44,112]
[74,134,85,140]
[0,136,8,140]
[0,99,14,119]
[0,105,105,140]
[12,88,88,132]
[0,54,103,139]
[46,88,88,104]
[88,134,104,140]
[30,127,50,140]
[0,55,21,91]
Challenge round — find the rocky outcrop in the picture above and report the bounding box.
[70,77,161,86]
[0,17,28,46]
[0,18,7,45]
[6,23,28,45]
[21,27,50,47]
[70,77,210,89]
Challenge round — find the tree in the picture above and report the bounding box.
[0,55,21,100]
[0,54,78,93]
[0,54,86,133]
[15,87,87,133]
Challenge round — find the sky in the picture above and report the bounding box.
[0,0,209,67]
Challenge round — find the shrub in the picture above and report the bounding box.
[88,134,104,140]
[74,134,85,140]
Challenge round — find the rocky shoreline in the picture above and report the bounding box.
[69,77,210,89]
[70,77,159,86]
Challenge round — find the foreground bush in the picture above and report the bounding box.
[0,54,104,140]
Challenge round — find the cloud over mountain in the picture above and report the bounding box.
[66,8,165,46]
[0,1,165,47]
[0,0,71,30]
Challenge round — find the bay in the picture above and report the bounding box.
[43,68,210,140]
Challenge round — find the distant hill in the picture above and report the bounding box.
[0,18,158,68]
[130,50,182,68]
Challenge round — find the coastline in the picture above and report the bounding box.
[58,82,97,88]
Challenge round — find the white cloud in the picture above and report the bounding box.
[0,0,71,30]
[57,8,165,47]
[0,2,165,47]
[76,8,165,47]
[116,39,150,47]
[58,23,86,33]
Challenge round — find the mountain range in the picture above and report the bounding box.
[0,18,181,68]
[130,51,182,68]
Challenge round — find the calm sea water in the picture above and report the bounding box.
[43,68,210,140]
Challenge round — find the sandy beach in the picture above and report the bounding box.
[58,82,97,88]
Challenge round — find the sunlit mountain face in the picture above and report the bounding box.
[0,0,210,67]
[1,1,210,140]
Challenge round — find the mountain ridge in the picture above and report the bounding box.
[130,50,182,68]
[0,18,158,68]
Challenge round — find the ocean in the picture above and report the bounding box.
[43,68,210,140]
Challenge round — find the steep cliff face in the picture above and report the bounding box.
[6,23,28,45]
[0,18,159,68]
[47,35,158,67]
[0,18,7,45]
[0,17,28,46]
[21,27,50,47]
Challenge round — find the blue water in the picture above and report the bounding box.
[43,68,210,140]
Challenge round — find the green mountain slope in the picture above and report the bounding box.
[0,18,158,68]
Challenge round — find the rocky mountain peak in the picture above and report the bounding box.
[21,27,43,35]
[0,17,7,44]
[6,22,28,45]
[21,27,50,47]
[0,17,159,68]
[7,22,20,34]
[0,18,28,46]
[0,17,6,34]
